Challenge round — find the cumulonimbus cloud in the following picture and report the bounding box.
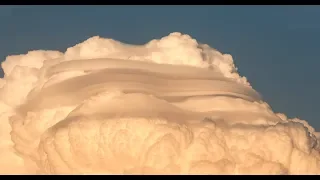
[0,32,319,175]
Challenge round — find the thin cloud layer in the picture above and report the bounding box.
[0,32,319,174]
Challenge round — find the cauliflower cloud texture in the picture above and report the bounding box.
[0,32,319,175]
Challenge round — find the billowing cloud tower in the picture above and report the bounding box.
[0,32,319,175]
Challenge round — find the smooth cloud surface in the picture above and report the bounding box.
[0,32,319,175]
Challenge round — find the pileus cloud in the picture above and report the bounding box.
[0,32,319,175]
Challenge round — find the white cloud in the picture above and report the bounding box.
[0,32,319,174]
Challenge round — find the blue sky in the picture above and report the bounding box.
[1,5,319,130]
